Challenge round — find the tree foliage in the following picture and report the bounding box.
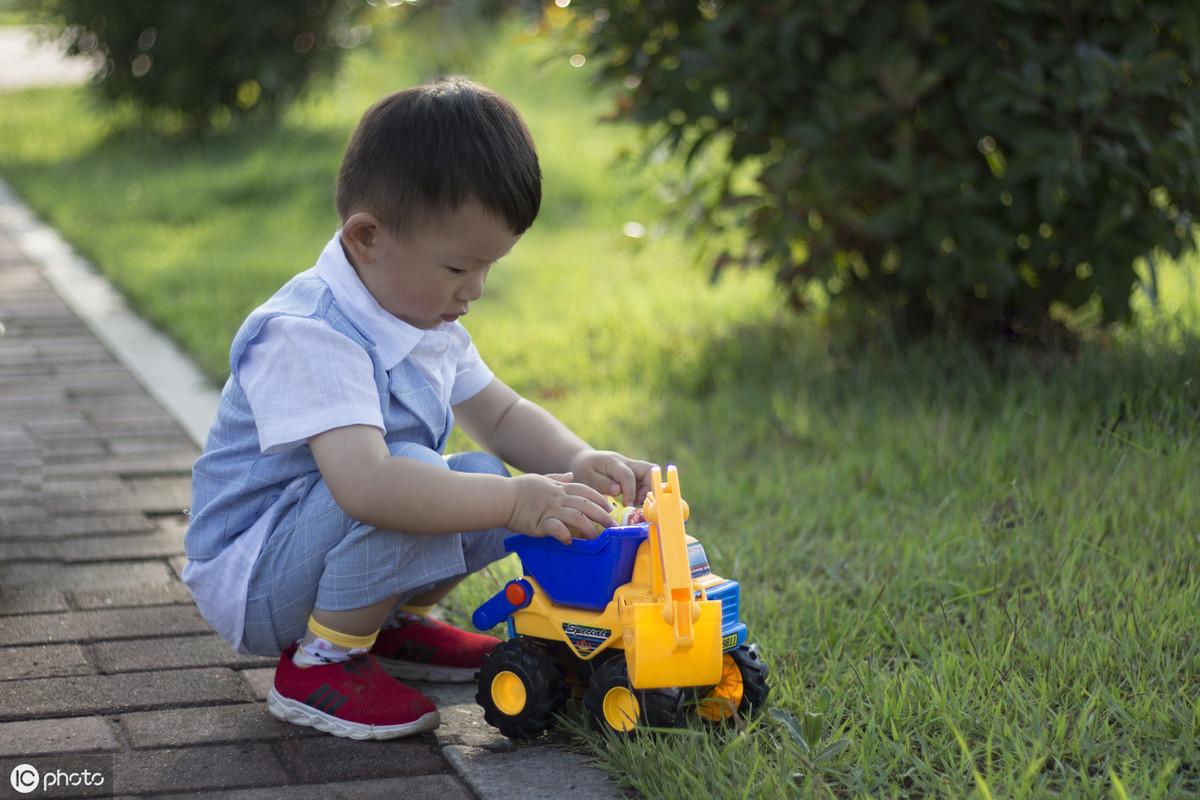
[25,0,365,131]
[571,0,1200,341]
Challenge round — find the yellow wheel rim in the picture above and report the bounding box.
[491,670,527,716]
[601,686,640,732]
[698,653,744,722]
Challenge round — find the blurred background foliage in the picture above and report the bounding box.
[567,0,1200,344]
[13,0,1200,346]
[19,0,369,131]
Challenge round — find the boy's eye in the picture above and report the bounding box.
[445,266,466,275]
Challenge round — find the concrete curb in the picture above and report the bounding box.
[0,176,621,800]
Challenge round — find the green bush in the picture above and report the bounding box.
[569,0,1200,341]
[24,0,365,130]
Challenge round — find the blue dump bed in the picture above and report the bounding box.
[503,525,649,611]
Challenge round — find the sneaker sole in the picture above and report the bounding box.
[267,688,440,740]
[374,657,478,683]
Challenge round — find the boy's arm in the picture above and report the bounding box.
[309,424,614,543]
[453,379,589,475]
[454,379,656,505]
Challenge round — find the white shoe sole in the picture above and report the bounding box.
[375,657,478,683]
[267,688,440,740]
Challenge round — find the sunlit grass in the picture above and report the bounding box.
[1,11,1198,798]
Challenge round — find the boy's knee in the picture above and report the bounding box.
[446,450,509,477]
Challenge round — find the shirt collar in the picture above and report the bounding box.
[315,231,425,369]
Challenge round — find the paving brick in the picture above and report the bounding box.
[41,476,127,495]
[93,634,272,673]
[43,452,196,479]
[0,643,92,681]
[112,744,288,795]
[90,416,185,437]
[444,744,622,800]
[70,581,192,610]
[3,513,159,540]
[149,774,474,800]
[0,605,209,645]
[0,503,48,524]
[0,560,173,590]
[273,735,447,783]
[59,369,141,393]
[0,389,63,411]
[239,668,274,701]
[116,702,317,748]
[0,540,59,560]
[39,440,108,459]
[82,398,172,423]
[43,488,165,514]
[59,529,185,563]
[25,338,96,355]
[0,486,36,504]
[0,716,119,757]
[123,475,191,513]
[0,667,252,720]
[22,414,91,436]
[108,435,195,456]
[0,361,53,378]
[29,336,106,355]
[38,347,116,367]
[0,586,69,614]
[51,513,157,537]
[10,310,78,327]
[60,358,138,375]
[0,407,80,428]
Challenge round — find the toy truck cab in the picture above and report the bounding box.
[472,466,769,737]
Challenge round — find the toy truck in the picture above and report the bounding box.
[471,465,769,736]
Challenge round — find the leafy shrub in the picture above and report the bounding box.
[24,0,365,130]
[569,0,1200,341]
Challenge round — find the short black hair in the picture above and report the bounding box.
[336,78,541,236]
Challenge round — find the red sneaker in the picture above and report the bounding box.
[267,644,440,740]
[371,616,500,682]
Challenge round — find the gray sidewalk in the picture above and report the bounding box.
[0,226,480,798]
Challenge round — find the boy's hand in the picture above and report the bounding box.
[507,472,615,545]
[568,450,656,508]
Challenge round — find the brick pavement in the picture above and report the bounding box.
[0,227,477,798]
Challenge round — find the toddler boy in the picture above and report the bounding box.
[184,78,654,740]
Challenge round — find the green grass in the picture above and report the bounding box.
[2,12,1199,798]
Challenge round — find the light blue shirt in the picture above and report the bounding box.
[184,232,493,651]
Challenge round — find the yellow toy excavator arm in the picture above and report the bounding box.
[642,465,699,646]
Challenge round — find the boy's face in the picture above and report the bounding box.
[341,200,520,329]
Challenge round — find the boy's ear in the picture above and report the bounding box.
[340,212,381,265]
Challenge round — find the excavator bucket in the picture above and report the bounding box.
[626,598,723,689]
[624,465,723,690]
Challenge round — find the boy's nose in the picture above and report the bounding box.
[459,274,486,302]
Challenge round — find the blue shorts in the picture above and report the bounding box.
[241,442,512,655]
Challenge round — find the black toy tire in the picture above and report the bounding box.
[731,643,770,716]
[475,638,567,739]
[583,654,684,734]
[694,643,771,721]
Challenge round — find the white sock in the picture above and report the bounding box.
[291,615,378,668]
